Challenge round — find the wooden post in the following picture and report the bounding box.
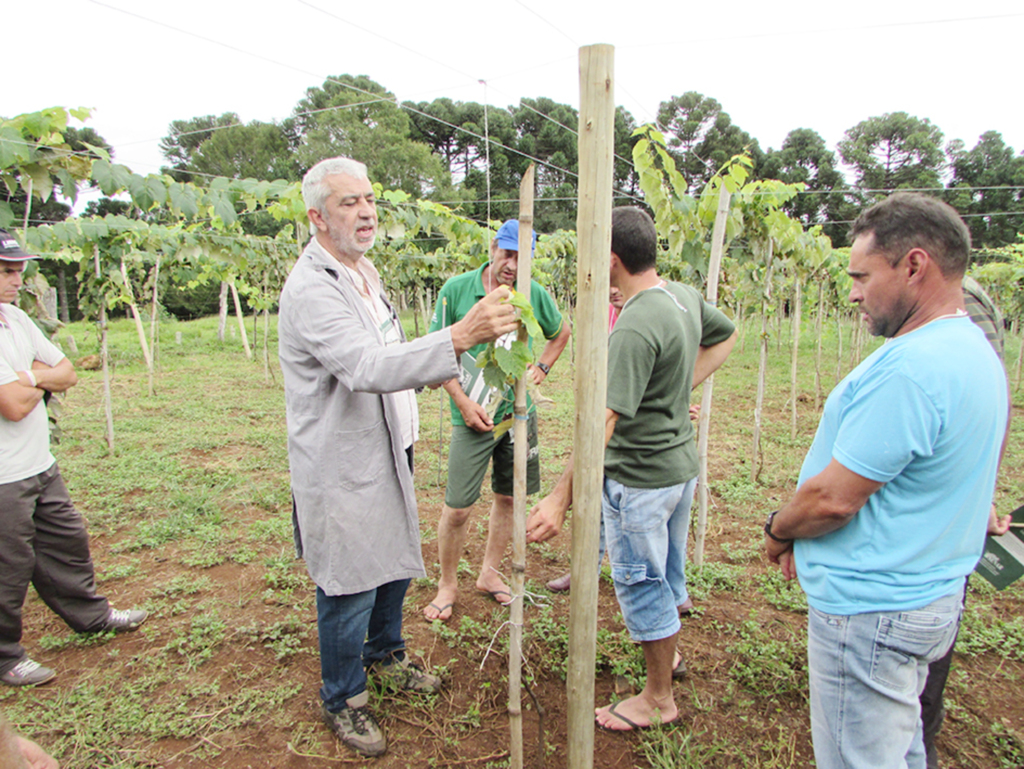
[751,239,774,483]
[569,44,614,769]
[509,164,535,769]
[95,245,115,452]
[230,279,253,359]
[120,260,153,374]
[694,184,730,568]
[217,281,229,342]
[790,279,802,440]
[149,254,161,388]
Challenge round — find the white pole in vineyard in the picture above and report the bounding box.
[509,163,535,769]
[149,253,161,386]
[789,278,802,441]
[229,279,253,359]
[217,282,229,342]
[119,260,153,376]
[693,184,730,568]
[94,245,115,452]
[569,43,614,769]
[751,239,774,483]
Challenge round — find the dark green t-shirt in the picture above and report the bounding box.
[429,263,565,425]
[605,281,735,488]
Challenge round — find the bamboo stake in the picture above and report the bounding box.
[438,296,448,486]
[262,271,271,384]
[694,183,730,569]
[509,163,535,769]
[751,239,774,484]
[814,282,824,411]
[217,281,229,342]
[95,245,115,452]
[790,279,802,441]
[21,177,32,233]
[1014,320,1023,391]
[120,260,153,375]
[569,44,614,769]
[149,254,161,386]
[229,279,253,359]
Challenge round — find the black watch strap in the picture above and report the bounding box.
[764,511,793,544]
[536,361,551,375]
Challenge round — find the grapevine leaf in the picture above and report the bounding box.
[491,417,513,440]
[492,344,519,378]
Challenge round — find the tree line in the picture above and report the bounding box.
[153,74,1024,249]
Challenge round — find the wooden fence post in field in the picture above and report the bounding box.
[694,184,730,568]
[229,279,253,359]
[217,281,229,342]
[569,43,614,769]
[95,245,115,452]
[789,279,802,441]
[751,239,774,483]
[119,260,153,377]
[509,163,535,769]
[149,254,161,385]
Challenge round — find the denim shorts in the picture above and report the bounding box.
[602,475,696,642]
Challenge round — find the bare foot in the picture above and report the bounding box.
[424,585,457,621]
[595,694,678,731]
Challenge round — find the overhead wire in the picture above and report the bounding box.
[33,1,1024,224]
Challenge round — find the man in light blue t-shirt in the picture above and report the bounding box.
[763,193,1008,769]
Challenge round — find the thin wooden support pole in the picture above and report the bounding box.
[230,279,253,359]
[694,184,730,568]
[569,43,614,769]
[509,164,535,769]
[95,245,115,452]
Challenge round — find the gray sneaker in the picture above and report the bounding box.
[101,608,147,632]
[372,654,442,694]
[322,691,386,757]
[1,658,56,687]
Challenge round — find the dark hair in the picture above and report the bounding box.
[611,207,658,274]
[849,193,971,277]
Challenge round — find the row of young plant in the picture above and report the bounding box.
[8,108,1024,456]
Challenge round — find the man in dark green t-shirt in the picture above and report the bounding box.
[527,207,736,732]
[424,220,571,621]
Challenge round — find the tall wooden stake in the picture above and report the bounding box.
[509,164,535,769]
[229,279,253,359]
[569,44,614,769]
[789,279,802,440]
[751,239,774,483]
[94,245,115,452]
[694,184,730,568]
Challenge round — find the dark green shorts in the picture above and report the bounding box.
[445,412,540,509]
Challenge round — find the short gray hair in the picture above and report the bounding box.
[302,157,369,219]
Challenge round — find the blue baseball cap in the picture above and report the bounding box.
[494,220,536,254]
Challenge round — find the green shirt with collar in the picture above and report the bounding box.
[429,263,565,426]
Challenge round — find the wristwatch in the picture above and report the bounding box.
[764,511,793,544]
[536,362,551,375]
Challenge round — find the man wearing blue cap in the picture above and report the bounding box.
[0,230,146,689]
[424,220,571,621]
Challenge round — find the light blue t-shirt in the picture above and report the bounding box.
[795,317,1007,615]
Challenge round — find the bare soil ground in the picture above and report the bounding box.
[4,322,1024,768]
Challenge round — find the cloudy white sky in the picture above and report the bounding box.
[6,0,1023,204]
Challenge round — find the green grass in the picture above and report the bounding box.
[5,311,1022,768]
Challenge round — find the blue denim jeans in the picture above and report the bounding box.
[316,578,410,712]
[807,589,964,769]
[602,476,697,642]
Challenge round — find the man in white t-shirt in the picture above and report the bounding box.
[0,230,147,689]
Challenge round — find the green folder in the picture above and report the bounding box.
[975,504,1024,590]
